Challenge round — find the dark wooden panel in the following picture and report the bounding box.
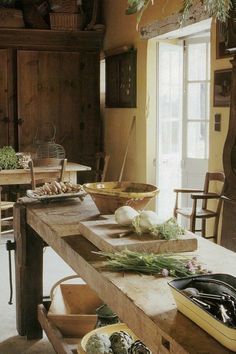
[0,49,10,147]
[221,198,236,251]
[0,29,103,51]
[17,50,101,164]
[14,204,44,338]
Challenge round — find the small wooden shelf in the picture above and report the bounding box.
[38,304,81,354]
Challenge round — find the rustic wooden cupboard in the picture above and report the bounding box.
[0,29,103,169]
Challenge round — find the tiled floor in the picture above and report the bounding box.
[0,233,75,354]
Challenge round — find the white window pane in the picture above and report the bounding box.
[188,43,207,81]
[208,44,211,81]
[188,83,208,120]
[160,120,181,156]
[187,122,209,158]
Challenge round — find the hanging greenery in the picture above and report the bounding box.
[126,0,233,27]
[126,0,154,26]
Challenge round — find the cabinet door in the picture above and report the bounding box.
[0,49,15,147]
[17,50,101,164]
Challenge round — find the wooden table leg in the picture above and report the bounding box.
[14,203,44,339]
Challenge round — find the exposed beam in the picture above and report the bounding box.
[140,0,211,40]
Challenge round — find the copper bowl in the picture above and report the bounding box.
[83,181,159,214]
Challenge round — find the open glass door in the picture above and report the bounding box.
[156,41,183,219]
[156,33,210,220]
[182,36,210,192]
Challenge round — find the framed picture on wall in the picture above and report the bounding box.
[216,21,232,59]
[214,69,232,107]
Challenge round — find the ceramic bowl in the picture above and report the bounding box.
[83,181,159,214]
[78,323,137,354]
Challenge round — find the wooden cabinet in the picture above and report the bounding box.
[0,29,103,168]
[0,49,15,147]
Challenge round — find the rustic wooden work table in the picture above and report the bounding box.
[0,162,90,185]
[14,197,236,354]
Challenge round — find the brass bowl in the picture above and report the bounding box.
[83,181,159,214]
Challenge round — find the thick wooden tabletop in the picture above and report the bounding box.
[14,197,236,354]
[0,162,90,185]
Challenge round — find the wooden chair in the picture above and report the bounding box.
[173,172,225,242]
[94,152,110,182]
[0,186,14,236]
[29,158,67,189]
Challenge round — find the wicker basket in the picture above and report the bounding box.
[49,0,79,13]
[50,12,83,30]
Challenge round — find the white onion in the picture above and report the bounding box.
[115,206,139,226]
[138,210,160,232]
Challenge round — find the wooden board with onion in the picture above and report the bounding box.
[78,218,198,254]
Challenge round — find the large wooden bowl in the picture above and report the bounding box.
[83,181,159,214]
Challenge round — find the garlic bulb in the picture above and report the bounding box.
[115,206,139,226]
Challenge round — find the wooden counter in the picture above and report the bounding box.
[14,197,236,354]
[0,162,90,185]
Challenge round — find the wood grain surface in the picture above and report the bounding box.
[14,197,236,354]
[78,218,198,253]
[0,162,90,185]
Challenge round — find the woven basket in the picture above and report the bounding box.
[49,0,78,13]
[50,12,83,30]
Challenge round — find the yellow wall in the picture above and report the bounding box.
[210,22,231,173]
[102,1,231,188]
[102,0,183,184]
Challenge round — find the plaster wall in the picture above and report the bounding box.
[210,23,231,173]
[102,0,230,193]
[102,0,183,184]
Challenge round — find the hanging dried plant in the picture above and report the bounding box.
[182,0,232,22]
[126,0,233,27]
[126,0,154,28]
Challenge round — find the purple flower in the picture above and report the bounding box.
[161,268,169,277]
[186,261,193,269]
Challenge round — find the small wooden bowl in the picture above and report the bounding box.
[83,181,159,214]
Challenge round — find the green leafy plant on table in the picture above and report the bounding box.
[96,249,210,278]
[126,0,233,27]
[0,146,18,170]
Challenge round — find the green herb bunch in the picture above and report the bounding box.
[132,217,184,240]
[97,249,209,278]
[0,146,18,170]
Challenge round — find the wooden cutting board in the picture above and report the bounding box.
[78,218,198,253]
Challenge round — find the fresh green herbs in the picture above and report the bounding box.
[0,146,18,170]
[96,249,209,278]
[132,217,184,240]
